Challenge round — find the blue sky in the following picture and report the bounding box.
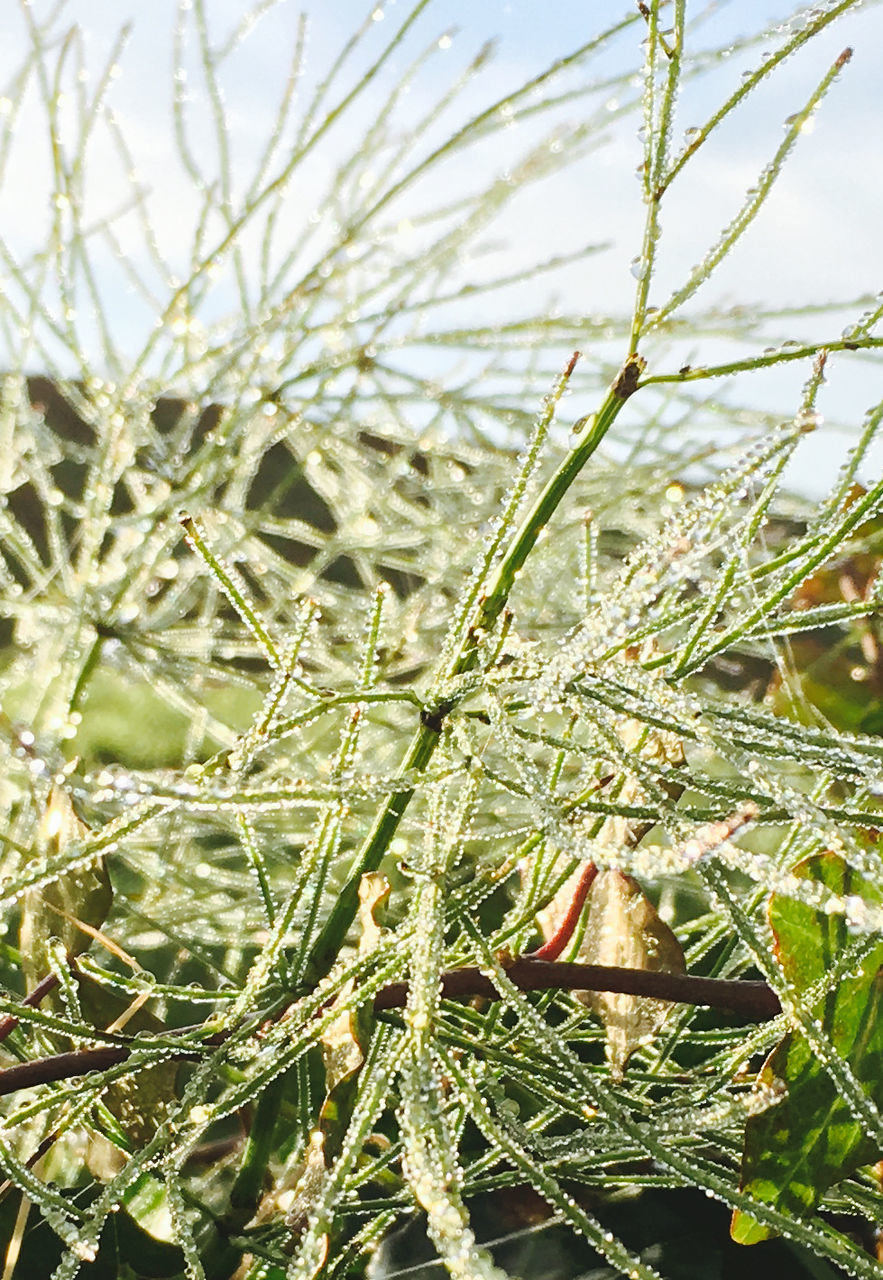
[3,2,879,331]
[1,1,881,489]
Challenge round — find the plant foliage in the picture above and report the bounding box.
[1,2,883,1277]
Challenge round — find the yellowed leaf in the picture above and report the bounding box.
[20,785,112,990]
[320,873,389,1092]
[77,974,178,1145]
[357,871,389,953]
[284,1130,328,1243]
[580,869,686,1079]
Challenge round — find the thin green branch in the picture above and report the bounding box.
[651,45,854,329]
[641,335,883,385]
[304,350,640,981]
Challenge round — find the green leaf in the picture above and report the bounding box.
[732,851,883,1245]
[0,1186,186,1279]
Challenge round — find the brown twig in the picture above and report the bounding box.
[0,1046,136,1093]
[0,973,60,1043]
[0,962,780,1097]
[526,864,598,962]
[373,959,781,1019]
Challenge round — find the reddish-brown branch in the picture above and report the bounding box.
[526,863,598,961]
[373,959,781,1019]
[0,962,780,1097]
[0,1046,133,1093]
[0,974,60,1044]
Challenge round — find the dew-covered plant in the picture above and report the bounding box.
[2,2,883,1277]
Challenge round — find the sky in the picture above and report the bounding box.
[1,0,881,490]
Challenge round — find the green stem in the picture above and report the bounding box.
[629,0,684,350]
[462,356,642,652]
[303,717,440,984]
[641,335,883,386]
[68,633,105,716]
[304,353,641,983]
[214,1073,288,1268]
